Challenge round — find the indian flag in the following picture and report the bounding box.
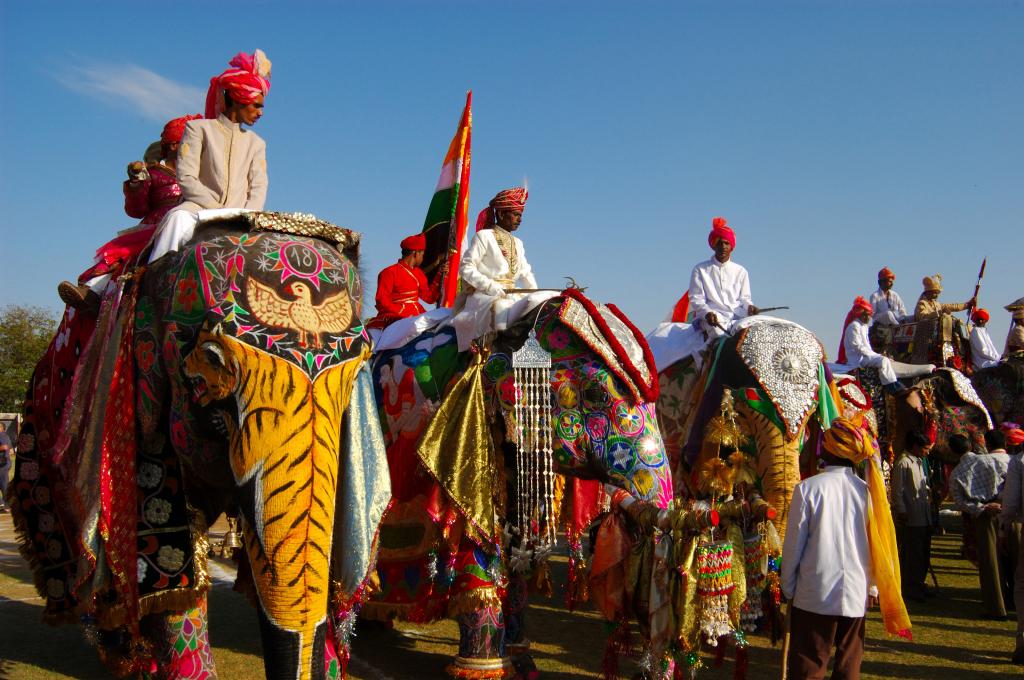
[421,91,472,308]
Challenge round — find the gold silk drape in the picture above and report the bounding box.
[416,354,501,547]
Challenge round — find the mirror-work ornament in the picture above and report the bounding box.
[737,322,823,438]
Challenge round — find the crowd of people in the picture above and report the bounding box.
[17,46,1024,679]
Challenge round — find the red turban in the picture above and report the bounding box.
[476,187,528,231]
[971,308,990,324]
[708,216,736,250]
[1002,423,1024,447]
[205,50,272,119]
[161,114,203,144]
[837,296,873,364]
[400,234,426,251]
[878,267,895,280]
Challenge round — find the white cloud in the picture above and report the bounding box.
[53,62,204,122]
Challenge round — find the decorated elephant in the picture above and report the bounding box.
[363,288,671,678]
[854,366,992,465]
[9,211,390,680]
[971,356,1024,431]
[657,318,839,538]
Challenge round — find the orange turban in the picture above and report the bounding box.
[708,216,736,250]
[878,267,895,280]
[821,416,912,639]
[475,187,528,231]
[205,50,272,119]
[400,234,426,251]
[822,416,875,464]
[971,308,990,324]
[161,114,203,144]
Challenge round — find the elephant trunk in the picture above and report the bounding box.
[188,332,362,680]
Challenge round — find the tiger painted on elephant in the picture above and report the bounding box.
[9,212,390,680]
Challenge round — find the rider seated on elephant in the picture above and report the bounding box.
[645,216,760,370]
[970,308,1002,370]
[149,50,271,263]
[870,267,909,327]
[839,296,933,395]
[367,233,447,330]
[689,216,759,342]
[57,114,202,313]
[451,187,557,351]
[914,274,975,363]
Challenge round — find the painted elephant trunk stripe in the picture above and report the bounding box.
[186,330,364,680]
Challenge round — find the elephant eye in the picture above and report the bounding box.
[201,341,226,367]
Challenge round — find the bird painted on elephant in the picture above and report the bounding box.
[246,278,352,348]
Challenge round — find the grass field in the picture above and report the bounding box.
[0,512,1017,679]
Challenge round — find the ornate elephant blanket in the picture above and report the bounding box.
[366,291,672,622]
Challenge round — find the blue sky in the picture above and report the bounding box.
[1,1,1021,357]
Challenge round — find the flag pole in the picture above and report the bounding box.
[436,90,472,308]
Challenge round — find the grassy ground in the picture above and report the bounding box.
[0,512,1017,679]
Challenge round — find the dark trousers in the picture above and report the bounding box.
[896,524,931,598]
[787,606,865,680]
[974,512,1007,616]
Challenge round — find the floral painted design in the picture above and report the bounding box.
[145,498,172,525]
[157,545,186,572]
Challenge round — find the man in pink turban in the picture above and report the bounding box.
[149,50,272,262]
[688,216,757,341]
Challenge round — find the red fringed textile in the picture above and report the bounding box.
[98,285,141,635]
[565,478,602,610]
[601,619,633,680]
[561,287,660,403]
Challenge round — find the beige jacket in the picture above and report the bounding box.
[177,114,267,211]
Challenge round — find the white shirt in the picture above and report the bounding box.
[687,258,751,328]
[451,228,551,351]
[782,466,873,618]
[842,319,880,368]
[970,326,1001,370]
[869,288,907,326]
[459,228,537,295]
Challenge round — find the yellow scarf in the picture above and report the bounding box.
[823,416,912,639]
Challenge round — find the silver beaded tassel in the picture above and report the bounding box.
[511,329,555,570]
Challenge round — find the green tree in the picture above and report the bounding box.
[0,305,59,412]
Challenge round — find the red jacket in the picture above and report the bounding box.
[368,261,442,329]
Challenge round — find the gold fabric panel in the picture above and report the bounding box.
[416,354,500,547]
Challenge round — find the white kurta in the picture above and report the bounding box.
[869,288,907,326]
[970,326,1001,370]
[148,115,267,262]
[450,228,553,351]
[688,258,752,342]
[782,466,874,618]
[843,319,898,384]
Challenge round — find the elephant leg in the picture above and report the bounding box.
[142,596,217,679]
[503,575,538,680]
[448,605,513,679]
